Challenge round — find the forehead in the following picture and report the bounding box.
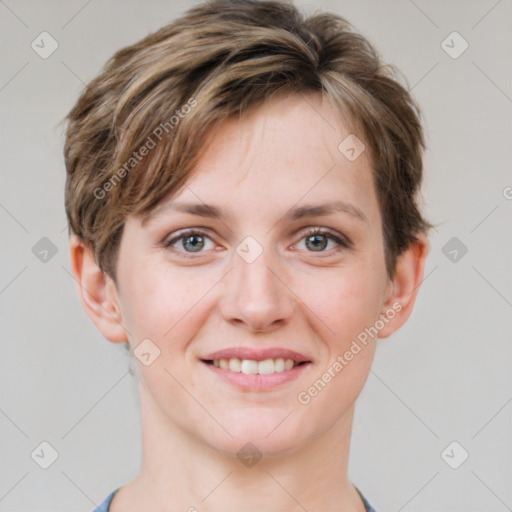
[197,93,365,174]
[143,93,380,228]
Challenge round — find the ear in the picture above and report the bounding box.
[378,232,429,338]
[68,234,128,343]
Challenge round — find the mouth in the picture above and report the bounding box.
[200,347,312,391]
[202,357,309,375]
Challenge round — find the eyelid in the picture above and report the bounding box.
[163,228,215,250]
[162,225,353,259]
[294,226,353,251]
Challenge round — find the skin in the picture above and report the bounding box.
[70,93,428,511]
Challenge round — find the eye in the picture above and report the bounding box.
[162,227,352,259]
[295,228,351,253]
[164,229,215,256]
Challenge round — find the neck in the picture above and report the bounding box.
[118,378,365,512]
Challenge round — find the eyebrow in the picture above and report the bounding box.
[141,199,367,226]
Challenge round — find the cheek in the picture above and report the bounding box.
[303,266,385,345]
[123,266,232,383]
[120,265,207,347]
[120,268,211,397]
[295,273,381,419]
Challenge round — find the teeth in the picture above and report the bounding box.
[241,359,259,374]
[257,359,275,375]
[228,358,241,372]
[211,357,300,374]
[274,358,285,372]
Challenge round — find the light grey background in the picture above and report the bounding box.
[1,0,511,511]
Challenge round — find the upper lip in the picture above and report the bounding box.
[202,347,311,363]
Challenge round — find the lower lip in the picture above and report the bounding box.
[201,361,311,391]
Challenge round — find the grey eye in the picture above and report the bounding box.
[181,234,206,252]
[304,234,329,251]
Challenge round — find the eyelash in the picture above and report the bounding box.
[162,227,352,259]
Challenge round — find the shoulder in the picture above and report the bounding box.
[91,488,120,512]
[356,487,378,512]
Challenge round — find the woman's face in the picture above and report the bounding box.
[113,93,395,456]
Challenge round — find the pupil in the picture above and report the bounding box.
[306,234,327,251]
[184,235,204,252]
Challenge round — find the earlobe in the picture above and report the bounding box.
[378,233,429,339]
[69,234,128,343]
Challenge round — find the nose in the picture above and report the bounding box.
[219,244,295,333]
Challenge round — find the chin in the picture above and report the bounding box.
[202,409,311,460]
[212,434,304,461]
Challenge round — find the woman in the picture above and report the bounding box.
[63,1,432,510]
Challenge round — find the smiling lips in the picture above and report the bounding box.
[212,357,299,375]
[202,347,311,376]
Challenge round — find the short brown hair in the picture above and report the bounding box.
[63,0,433,282]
